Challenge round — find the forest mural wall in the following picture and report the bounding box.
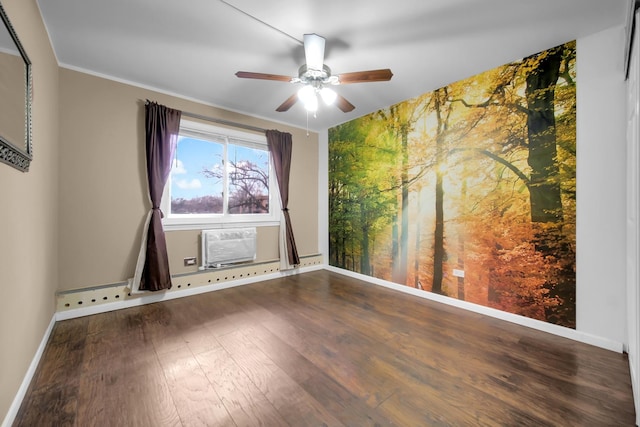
[328,41,576,328]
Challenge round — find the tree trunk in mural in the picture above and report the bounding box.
[414,195,422,288]
[380,99,428,286]
[361,213,371,276]
[390,122,409,285]
[525,47,564,227]
[391,211,401,282]
[524,46,574,325]
[433,170,444,294]
[432,90,446,294]
[400,124,410,285]
[457,179,467,300]
[328,178,339,266]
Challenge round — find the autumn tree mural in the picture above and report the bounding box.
[329,41,576,328]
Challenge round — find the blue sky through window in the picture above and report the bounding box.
[171,137,223,200]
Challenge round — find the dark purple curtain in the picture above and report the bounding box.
[140,101,182,291]
[266,130,300,266]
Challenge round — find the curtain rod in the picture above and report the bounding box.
[181,111,268,134]
[144,100,267,134]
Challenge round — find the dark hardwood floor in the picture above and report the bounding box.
[14,270,636,426]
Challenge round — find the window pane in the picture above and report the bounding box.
[227,144,270,214]
[170,136,224,214]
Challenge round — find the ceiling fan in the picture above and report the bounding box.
[235,33,393,113]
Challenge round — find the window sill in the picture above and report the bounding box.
[163,220,280,232]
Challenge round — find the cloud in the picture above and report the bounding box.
[175,178,202,190]
[171,159,187,174]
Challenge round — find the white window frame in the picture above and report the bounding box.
[161,120,279,231]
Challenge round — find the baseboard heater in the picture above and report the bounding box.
[201,227,257,269]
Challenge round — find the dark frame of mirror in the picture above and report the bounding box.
[0,1,32,172]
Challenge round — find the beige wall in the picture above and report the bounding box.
[58,69,319,289]
[0,0,59,421]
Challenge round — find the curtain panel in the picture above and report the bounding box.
[266,130,300,270]
[131,101,182,292]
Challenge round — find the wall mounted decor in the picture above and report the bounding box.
[329,41,577,328]
[0,1,32,172]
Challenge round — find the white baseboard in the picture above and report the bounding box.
[629,353,640,426]
[56,263,324,321]
[325,266,624,353]
[2,315,56,427]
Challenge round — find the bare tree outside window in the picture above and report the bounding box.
[202,144,270,214]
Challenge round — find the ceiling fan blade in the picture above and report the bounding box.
[276,93,298,112]
[337,69,393,84]
[335,94,355,113]
[304,33,325,71]
[235,71,292,82]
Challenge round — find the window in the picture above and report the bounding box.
[161,120,278,230]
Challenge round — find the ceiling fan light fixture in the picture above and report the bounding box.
[298,85,318,112]
[305,96,318,112]
[320,87,337,105]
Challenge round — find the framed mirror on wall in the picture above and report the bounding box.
[0,1,32,172]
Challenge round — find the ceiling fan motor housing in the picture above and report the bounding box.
[296,64,339,86]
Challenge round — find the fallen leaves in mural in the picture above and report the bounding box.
[329,41,576,328]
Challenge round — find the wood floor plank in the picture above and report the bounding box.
[195,345,288,426]
[300,370,395,426]
[260,309,400,407]
[76,353,181,426]
[234,272,636,424]
[217,327,345,426]
[268,287,536,424]
[287,283,569,423]
[141,302,193,356]
[280,272,637,425]
[239,324,318,384]
[13,269,636,426]
[235,279,403,407]
[12,384,79,427]
[157,346,235,427]
[29,318,88,392]
[13,318,88,426]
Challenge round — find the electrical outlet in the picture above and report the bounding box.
[184,256,197,267]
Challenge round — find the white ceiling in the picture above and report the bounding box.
[37,0,631,132]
